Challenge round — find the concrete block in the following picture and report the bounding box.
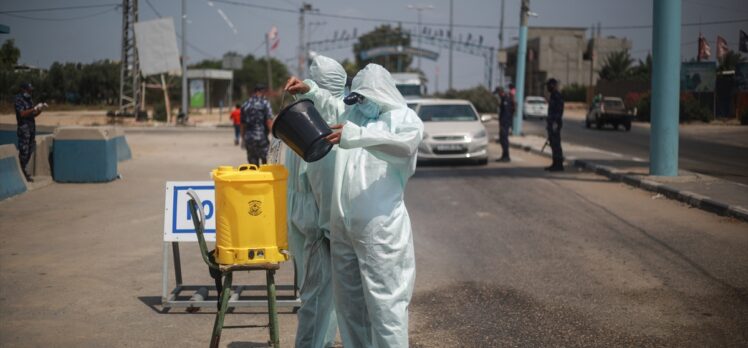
[0,123,55,147]
[53,127,118,183]
[111,127,132,162]
[0,144,28,200]
[32,134,53,177]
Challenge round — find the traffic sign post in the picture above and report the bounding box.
[161,181,300,310]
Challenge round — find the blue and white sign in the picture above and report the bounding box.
[163,181,216,242]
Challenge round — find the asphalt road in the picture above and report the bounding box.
[1,130,747,347]
[508,116,748,185]
[408,149,748,347]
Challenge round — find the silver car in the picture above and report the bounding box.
[410,99,489,165]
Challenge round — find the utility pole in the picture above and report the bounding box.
[119,0,141,118]
[298,3,313,78]
[650,0,681,176]
[408,4,434,71]
[512,0,529,136]
[448,0,453,90]
[181,0,188,121]
[499,0,505,87]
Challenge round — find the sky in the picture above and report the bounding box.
[1,0,746,93]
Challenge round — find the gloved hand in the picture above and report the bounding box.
[284,77,310,95]
[33,103,48,112]
[325,124,343,144]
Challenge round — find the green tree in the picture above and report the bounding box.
[718,50,747,72]
[0,39,20,70]
[599,50,634,81]
[341,58,359,78]
[629,53,652,81]
[353,25,412,72]
[191,54,290,103]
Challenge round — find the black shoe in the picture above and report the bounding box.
[496,156,511,162]
[548,164,565,172]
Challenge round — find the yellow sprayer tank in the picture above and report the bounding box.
[211,164,288,265]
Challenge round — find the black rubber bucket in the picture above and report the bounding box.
[272,99,333,162]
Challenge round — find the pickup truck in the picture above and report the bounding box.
[585,97,633,131]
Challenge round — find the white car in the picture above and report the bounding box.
[411,99,489,165]
[524,96,548,118]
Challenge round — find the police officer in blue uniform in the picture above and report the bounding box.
[545,78,564,171]
[240,84,273,166]
[15,83,45,182]
[494,87,514,162]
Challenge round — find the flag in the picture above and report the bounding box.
[268,26,279,53]
[717,35,729,60]
[698,33,711,61]
[740,30,748,53]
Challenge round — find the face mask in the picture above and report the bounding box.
[357,99,380,119]
[23,92,31,98]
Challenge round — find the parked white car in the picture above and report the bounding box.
[524,96,548,118]
[410,99,489,165]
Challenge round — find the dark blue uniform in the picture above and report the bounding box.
[498,94,514,160]
[546,90,564,165]
[14,93,36,177]
[241,95,272,165]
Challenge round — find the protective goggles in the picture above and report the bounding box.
[344,92,366,105]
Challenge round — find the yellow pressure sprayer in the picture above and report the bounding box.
[211,163,289,265]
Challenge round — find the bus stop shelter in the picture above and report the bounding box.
[187,69,233,113]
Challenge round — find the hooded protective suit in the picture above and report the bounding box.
[287,55,346,348]
[330,64,424,347]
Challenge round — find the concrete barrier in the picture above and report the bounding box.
[0,144,28,200]
[31,134,54,177]
[0,123,55,146]
[112,127,132,161]
[53,127,118,182]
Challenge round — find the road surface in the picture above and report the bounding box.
[1,129,746,347]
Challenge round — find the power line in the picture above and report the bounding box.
[143,0,163,18]
[0,4,119,14]
[188,0,748,32]
[0,7,118,21]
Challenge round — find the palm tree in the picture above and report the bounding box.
[598,50,634,81]
[718,51,747,72]
[630,53,652,81]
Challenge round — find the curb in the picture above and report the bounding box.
[510,142,748,223]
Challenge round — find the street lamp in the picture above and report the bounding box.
[407,4,434,70]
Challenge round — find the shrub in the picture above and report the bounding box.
[679,93,711,123]
[636,92,651,122]
[624,92,643,110]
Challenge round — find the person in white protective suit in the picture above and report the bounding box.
[283,55,346,347]
[323,64,424,347]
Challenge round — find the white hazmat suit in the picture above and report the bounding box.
[330,64,424,347]
[287,55,347,347]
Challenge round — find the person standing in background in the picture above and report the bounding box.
[15,83,46,182]
[545,78,565,171]
[240,84,272,165]
[230,103,242,146]
[495,87,514,162]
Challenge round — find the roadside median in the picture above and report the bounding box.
[509,134,748,223]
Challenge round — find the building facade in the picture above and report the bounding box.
[505,27,632,97]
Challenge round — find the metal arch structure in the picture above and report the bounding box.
[413,33,495,90]
[307,32,496,90]
[119,0,142,117]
